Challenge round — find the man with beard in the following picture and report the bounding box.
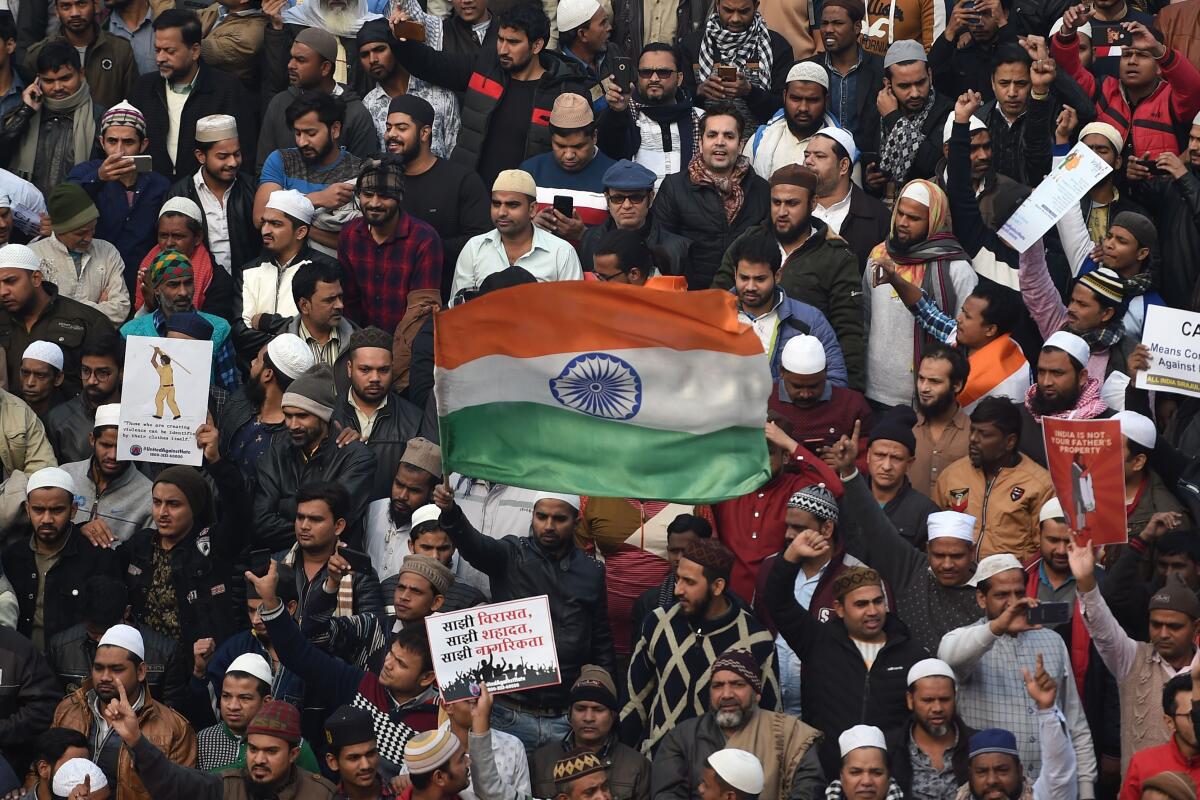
[652,648,823,800]
[555,0,621,104]
[46,332,122,464]
[714,165,863,388]
[257,28,378,171]
[255,92,365,257]
[60,404,154,546]
[929,0,1017,103]
[935,397,1053,561]
[284,261,357,373]
[267,0,383,99]
[339,160,442,333]
[131,199,237,321]
[1018,332,1113,466]
[805,0,883,152]
[331,327,436,499]
[102,0,155,74]
[960,697,1080,800]
[863,179,977,409]
[126,10,253,181]
[17,341,68,422]
[364,438,441,582]
[885,659,976,798]
[1,467,119,649]
[767,332,870,447]
[743,62,837,179]
[53,624,197,797]
[802,127,890,273]
[621,539,777,755]
[384,94,490,304]
[598,43,703,187]
[26,0,137,109]
[911,346,972,497]
[165,115,259,278]
[0,44,103,191]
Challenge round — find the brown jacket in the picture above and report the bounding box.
[52,681,197,800]
[197,5,267,87]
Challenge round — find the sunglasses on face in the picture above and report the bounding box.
[638,68,676,78]
[607,192,649,205]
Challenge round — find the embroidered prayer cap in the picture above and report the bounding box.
[968,728,1019,759]
[1110,211,1157,251]
[27,466,76,497]
[707,749,764,794]
[1149,572,1200,619]
[388,94,436,127]
[1075,266,1125,307]
[785,61,829,90]
[869,405,917,455]
[51,758,108,797]
[1114,410,1156,450]
[266,333,316,380]
[883,39,926,68]
[281,365,336,422]
[549,92,594,129]
[966,553,1023,587]
[831,566,881,599]
[787,484,839,523]
[926,510,975,543]
[93,403,121,431]
[247,699,303,745]
[0,244,43,271]
[571,664,618,710]
[165,310,213,341]
[100,100,146,136]
[98,623,145,660]
[557,0,600,33]
[266,189,316,225]
[492,169,537,198]
[779,333,825,374]
[295,26,338,64]
[410,504,442,530]
[159,196,203,223]
[21,340,63,371]
[347,325,393,354]
[710,647,762,693]
[813,126,858,164]
[1140,771,1197,800]
[47,183,98,235]
[149,249,193,289]
[906,658,956,687]
[406,725,461,775]
[942,111,987,142]
[838,725,887,757]
[681,538,734,577]
[602,159,657,191]
[1042,330,1091,368]
[1078,121,1123,152]
[533,491,581,511]
[401,436,442,478]
[325,705,375,751]
[195,113,238,143]
[227,653,274,686]
[553,748,606,785]
[399,554,455,595]
[769,164,818,193]
[1038,496,1065,524]
[1050,18,1091,39]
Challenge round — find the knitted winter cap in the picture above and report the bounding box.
[154,465,214,528]
[281,365,336,422]
[399,554,455,595]
[571,664,618,710]
[149,249,193,289]
[710,647,762,693]
[48,183,98,235]
[868,405,917,455]
[787,484,840,523]
[246,700,302,745]
[1110,211,1157,251]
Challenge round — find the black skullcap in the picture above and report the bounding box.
[388,94,435,127]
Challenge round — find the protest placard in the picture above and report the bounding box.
[117,335,213,466]
[998,142,1113,253]
[1042,418,1127,546]
[1134,305,1200,399]
[425,596,560,703]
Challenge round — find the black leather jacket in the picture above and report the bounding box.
[330,390,438,500]
[46,621,190,711]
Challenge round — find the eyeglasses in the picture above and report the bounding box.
[637,68,675,78]
[606,192,649,206]
[593,270,625,282]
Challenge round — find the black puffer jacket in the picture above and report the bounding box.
[46,621,190,711]
[331,389,438,500]
[0,627,59,775]
[1131,168,1200,311]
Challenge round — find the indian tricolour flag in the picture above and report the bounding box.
[434,281,772,503]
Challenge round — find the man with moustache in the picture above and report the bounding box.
[1017,331,1114,467]
[801,127,889,273]
[26,0,138,110]
[805,0,883,152]
[364,438,442,582]
[45,332,123,465]
[884,659,976,799]
[743,62,838,179]
[909,346,972,497]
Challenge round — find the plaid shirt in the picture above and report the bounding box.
[151,310,241,392]
[337,214,443,332]
[914,292,957,344]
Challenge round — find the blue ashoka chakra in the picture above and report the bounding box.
[549,353,643,420]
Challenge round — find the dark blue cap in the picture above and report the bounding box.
[968,729,1019,759]
[164,311,213,341]
[602,160,657,191]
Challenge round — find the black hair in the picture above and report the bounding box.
[285,90,346,129]
[990,42,1033,73]
[970,397,1022,444]
[196,137,238,154]
[389,626,434,672]
[1125,436,1153,462]
[593,229,656,275]
[152,8,203,46]
[549,120,598,138]
[667,513,713,538]
[884,59,928,80]
[33,728,89,768]
[922,343,970,388]
[0,12,18,43]
[700,100,746,140]
[496,2,550,49]
[639,41,681,70]
[1040,345,1084,374]
[291,260,344,305]
[410,519,446,540]
[80,330,125,370]
[295,481,351,522]
[35,40,81,73]
[968,282,1019,336]
[1162,673,1193,715]
[261,351,297,391]
[82,575,129,629]
[224,671,271,698]
[729,231,782,273]
[814,132,850,163]
[1157,530,1200,563]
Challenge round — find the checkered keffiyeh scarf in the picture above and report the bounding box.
[879,89,938,183]
[825,779,905,800]
[149,249,193,288]
[696,9,774,92]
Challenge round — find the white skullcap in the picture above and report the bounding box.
[21,340,63,371]
[786,61,829,90]
[1114,410,1156,450]
[814,126,858,164]
[907,658,956,686]
[533,491,581,511]
[194,113,238,143]
[265,189,316,226]
[0,243,43,271]
[1043,330,1091,369]
[943,112,988,142]
[26,466,76,497]
[227,652,274,685]
[780,334,826,375]
[1050,17,1091,39]
[98,623,145,660]
[410,504,442,529]
[706,749,765,795]
[1039,496,1065,524]
[266,333,316,380]
[557,0,600,32]
[159,196,202,223]
[927,510,976,543]
[899,181,932,207]
[966,553,1024,587]
[1194,110,1200,127]
[51,758,108,797]
[838,725,888,757]
[1078,121,1124,153]
[93,403,121,430]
